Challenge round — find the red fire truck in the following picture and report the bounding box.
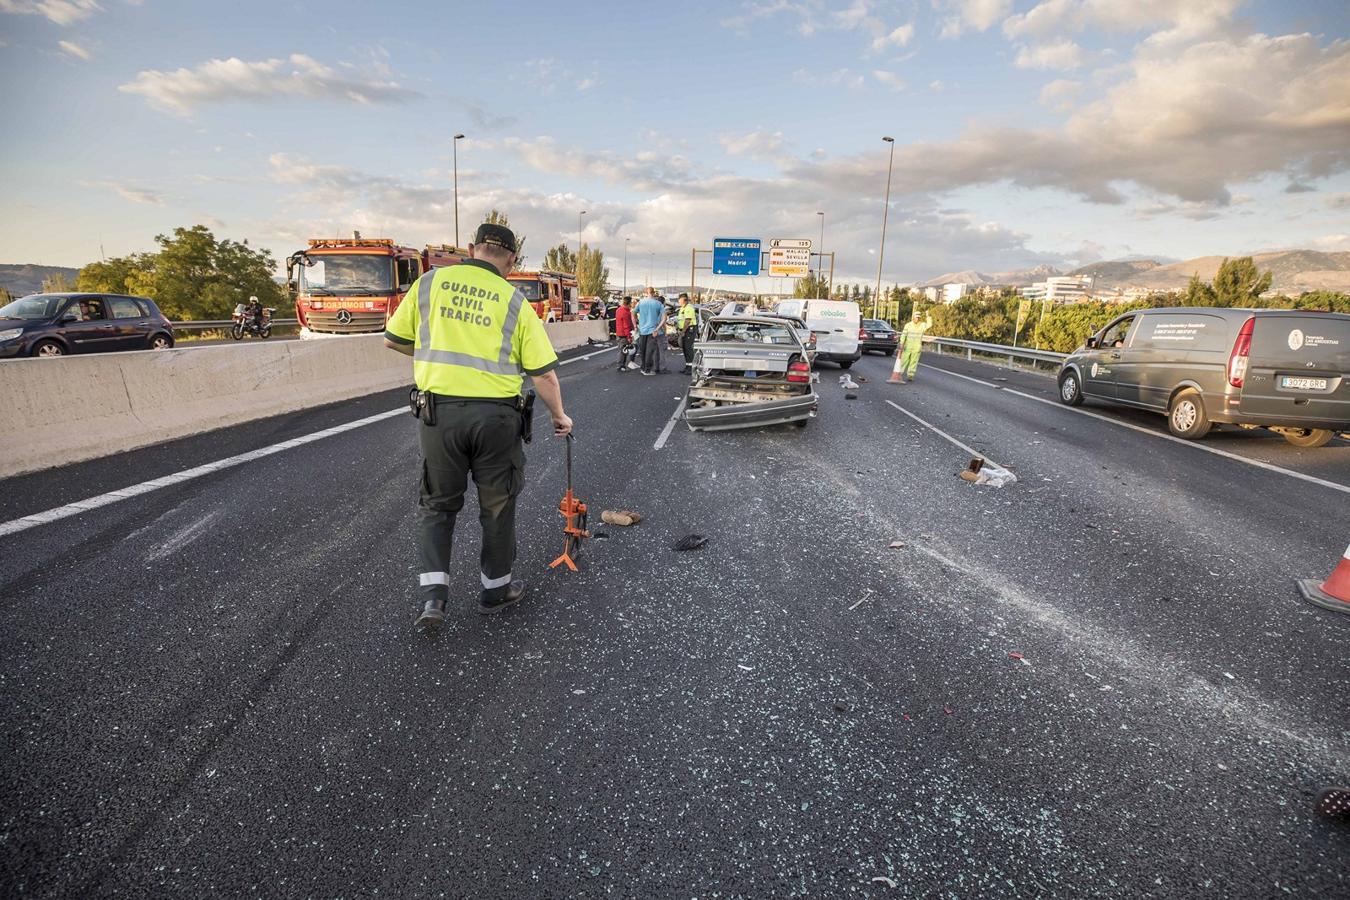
[505,270,581,322]
[287,238,466,336]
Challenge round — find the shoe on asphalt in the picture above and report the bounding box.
[888,373,905,384]
[416,598,446,630]
[640,370,653,376]
[1316,787,1350,818]
[478,580,526,614]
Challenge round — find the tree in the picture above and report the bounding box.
[78,254,149,295]
[792,272,829,299]
[542,243,577,274]
[75,225,282,320]
[0,287,12,305]
[575,243,610,298]
[41,272,77,293]
[1180,273,1218,306]
[1212,256,1272,306]
[483,209,525,265]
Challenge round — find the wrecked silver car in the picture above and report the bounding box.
[685,315,819,431]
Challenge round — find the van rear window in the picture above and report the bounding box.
[1135,314,1226,352]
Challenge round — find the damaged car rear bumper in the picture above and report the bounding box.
[685,390,819,431]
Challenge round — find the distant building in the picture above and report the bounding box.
[942,282,972,303]
[922,286,940,302]
[1020,276,1091,303]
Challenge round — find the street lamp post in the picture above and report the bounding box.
[816,211,825,299]
[874,136,895,319]
[452,133,465,249]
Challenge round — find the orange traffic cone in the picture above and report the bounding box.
[1298,543,1350,615]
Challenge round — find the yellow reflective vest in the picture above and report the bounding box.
[385,259,558,397]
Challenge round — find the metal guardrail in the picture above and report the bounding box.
[922,335,1067,367]
[172,319,299,332]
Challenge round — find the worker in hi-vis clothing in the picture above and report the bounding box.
[889,307,934,384]
[384,222,573,630]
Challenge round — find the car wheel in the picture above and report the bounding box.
[1168,389,1211,439]
[33,339,65,358]
[1282,428,1335,448]
[887,348,897,357]
[1057,368,1084,406]
[794,419,810,428]
[838,360,853,370]
[149,333,173,350]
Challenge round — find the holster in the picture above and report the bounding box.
[517,390,536,443]
[409,388,436,426]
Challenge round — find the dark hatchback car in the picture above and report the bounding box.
[861,318,898,356]
[0,293,175,359]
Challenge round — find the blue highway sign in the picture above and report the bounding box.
[712,237,761,276]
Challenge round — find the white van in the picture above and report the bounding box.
[797,299,861,368]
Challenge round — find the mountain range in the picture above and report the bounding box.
[0,264,79,297]
[920,250,1350,294]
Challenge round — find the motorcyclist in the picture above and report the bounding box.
[246,295,263,332]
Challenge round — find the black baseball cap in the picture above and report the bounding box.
[473,222,517,252]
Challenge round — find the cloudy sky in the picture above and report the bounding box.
[1,0,1348,287]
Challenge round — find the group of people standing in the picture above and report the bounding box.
[612,287,698,375]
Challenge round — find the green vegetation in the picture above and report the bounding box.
[76,225,281,321]
[575,244,609,298]
[876,257,1349,354]
[541,243,576,274]
[483,209,525,265]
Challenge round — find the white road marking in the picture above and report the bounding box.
[0,407,407,539]
[883,399,1009,469]
[559,346,612,366]
[654,393,686,450]
[0,345,614,540]
[918,362,1350,496]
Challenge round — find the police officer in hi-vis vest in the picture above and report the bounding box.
[384,222,573,629]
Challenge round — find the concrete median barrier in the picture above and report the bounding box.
[0,320,607,478]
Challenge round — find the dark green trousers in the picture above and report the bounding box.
[417,399,525,604]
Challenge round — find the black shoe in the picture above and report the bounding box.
[478,580,526,614]
[416,598,446,629]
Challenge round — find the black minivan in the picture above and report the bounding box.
[1057,307,1350,447]
[0,293,175,359]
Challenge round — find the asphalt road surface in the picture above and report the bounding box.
[2,345,1347,897]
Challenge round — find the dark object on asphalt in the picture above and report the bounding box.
[416,598,446,630]
[1057,306,1350,446]
[845,392,858,400]
[479,580,526,614]
[0,292,175,358]
[672,534,708,551]
[592,530,610,539]
[888,540,906,549]
[550,434,589,572]
[834,703,848,713]
[968,457,985,474]
[1316,787,1350,818]
[685,315,818,431]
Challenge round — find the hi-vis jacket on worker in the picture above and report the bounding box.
[891,308,934,383]
[384,261,558,396]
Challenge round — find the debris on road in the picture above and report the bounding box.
[958,460,1018,488]
[871,876,898,888]
[592,530,610,540]
[601,509,642,526]
[834,702,848,713]
[944,706,954,715]
[738,664,753,672]
[1008,651,1024,660]
[847,592,873,610]
[845,392,859,400]
[888,540,906,550]
[839,374,859,390]
[672,533,708,551]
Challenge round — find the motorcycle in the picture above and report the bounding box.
[231,304,274,340]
